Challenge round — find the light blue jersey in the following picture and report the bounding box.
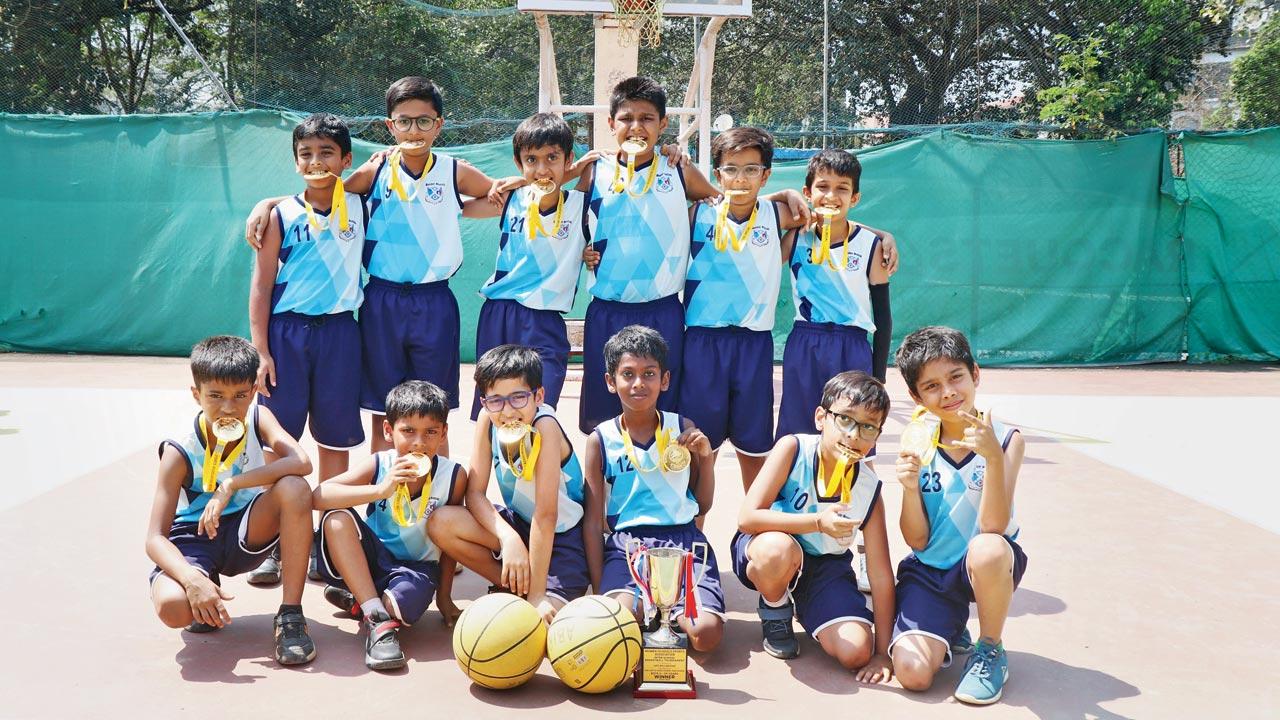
[364,450,459,563]
[167,407,267,524]
[914,421,1020,570]
[595,411,699,530]
[789,224,879,330]
[480,188,589,313]
[685,199,783,331]
[364,153,464,283]
[771,434,883,556]
[272,193,366,315]
[489,405,585,532]
[587,154,690,302]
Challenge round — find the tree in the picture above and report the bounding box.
[1231,13,1280,127]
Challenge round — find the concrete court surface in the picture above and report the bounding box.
[0,355,1277,720]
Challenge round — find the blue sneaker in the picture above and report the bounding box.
[954,639,1008,705]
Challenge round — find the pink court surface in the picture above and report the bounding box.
[1,355,1277,719]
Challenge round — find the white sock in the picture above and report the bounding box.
[762,593,789,608]
[361,598,389,619]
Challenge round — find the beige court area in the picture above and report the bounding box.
[1,355,1277,720]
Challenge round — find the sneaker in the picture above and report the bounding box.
[364,611,406,671]
[185,621,219,633]
[273,607,317,666]
[855,542,871,594]
[757,597,799,659]
[951,627,975,656]
[323,585,362,619]
[954,639,1008,705]
[247,550,282,585]
[308,547,323,581]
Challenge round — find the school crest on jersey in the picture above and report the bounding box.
[555,220,573,240]
[424,183,445,204]
[337,224,358,242]
[750,226,770,247]
[967,467,985,491]
[846,251,863,272]
[655,173,674,193]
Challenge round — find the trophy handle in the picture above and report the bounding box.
[625,539,653,610]
[689,541,711,587]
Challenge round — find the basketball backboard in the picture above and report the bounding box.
[517,0,751,18]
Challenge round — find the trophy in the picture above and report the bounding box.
[627,540,710,699]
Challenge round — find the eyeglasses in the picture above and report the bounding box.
[717,164,766,179]
[823,408,882,441]
[481,390,533,413]
[389,115,440,132]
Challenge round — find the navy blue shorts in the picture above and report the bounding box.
[494,505,590,603]
[261,311,365,449]
[315,508,441,625]
[360,276,461,413]
[149,492,278,586]
[731,531,873,636]
[601,521,725,619]
[891,538,1028,663]
[677,326,775,455]
[776,321,873,440]
[471,298,570,420]
[579,295,684,434]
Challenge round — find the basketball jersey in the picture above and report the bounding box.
[586,154,690,302]
[771,434,883,556]
[165,407,268,524]
[684,199,783,331]
[363,450,459,563]
[789,224,879,330]
[272,193,366,315]
[914,421,1020,570]
[480,188,589,313]
[489,405,585,532]
[364,153,464,283]
[595,412,699,530]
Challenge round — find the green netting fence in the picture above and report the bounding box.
[1,111,1277,364]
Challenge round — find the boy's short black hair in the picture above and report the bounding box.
[820,371,890,424]
[711,126,775,169]
[474,345,543,395]
[609,76,666,119]
[190,335,259,388]
[384,380,450,425]
[604,325,668,375]
[895,326,977,394]
[512,113,574,160]
[386,76,443,117]
[292,113,351,157]
[805,149,861,192]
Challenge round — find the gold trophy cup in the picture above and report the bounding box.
[627,540,710,698]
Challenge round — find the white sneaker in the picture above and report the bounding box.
[856,539,871,594]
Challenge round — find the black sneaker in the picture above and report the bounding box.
[308,547,323,582]
[273,607,317,666]
[758,597,800,659]
[364,611,406,671]
[185,621,219,633]
[247,550,281,586]
[324,585,362,620]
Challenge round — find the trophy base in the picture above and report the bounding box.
[633,670,697,699]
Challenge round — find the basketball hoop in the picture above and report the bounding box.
[612,0,664,48]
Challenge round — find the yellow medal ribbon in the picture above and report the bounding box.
[199,416,247,493]
[610,150,659,197]
[817,450,855,504]
[619,411,679,473]
[526,188,565,241]
[391,457,433,528]
[809,207,851,270]
[714,199,758,253]
[387,148,437,202]
[300,173,351,236]
[515,430,542,482]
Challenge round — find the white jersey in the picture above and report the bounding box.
[363,450,460,563]
[165,407,268,524]
[771,434,882,556]
[685,199,783,331]
[789,224,879,330]
[273,193,366,315]
[480,188,589,313]
[365,153,465,283]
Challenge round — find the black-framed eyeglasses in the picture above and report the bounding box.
[823,408,882,441]
[481,391,533,413]
[389,115,440,132]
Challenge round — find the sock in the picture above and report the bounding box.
[361,598,389,619]
[762,593,789,608]
[278,603,302,616]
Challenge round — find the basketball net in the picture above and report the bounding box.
[612,0,664,47]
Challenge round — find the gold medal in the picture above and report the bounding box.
[211,417,245,443]
[619,411,686,474]
[398,140,428,151]
[531,179,557,195]
[496,422,541,482]
[405,452,432,477]
[899,406,969,466]
[199,415,247,493]
[525,185,565,241]
[620,138,649,155]
[661,443,691,472]
[299,165,351,237]
[811,205,841,267]
[612,138,658,196]
[391,457,434,528]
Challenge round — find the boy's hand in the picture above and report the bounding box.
[529,594,557,624]
[197,485,232,539]
[675,428,713,458]
[370,147,393,164]
[499,537,531,597]
[779,189,812,226]
[955,410,1001,461]
[377,458,419,499]
[244,199,278,250]
[878,231,900,275]
[255,352,276,398]
[816,504,857,539]
[896,451,922,490]
[855,652,894,684]
[438,596,462,627]
[488,175,526,205]
[185,573,234,628]
[582,244,602,270]
[659,143,689,167]
[573,149,608,169]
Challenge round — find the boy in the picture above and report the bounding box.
[890,326,1028,705]
[775,149,894,440]
[679,126,808,490]
[429,345,590,624]
[584,325,724,652]
[462,113,589,416]
[145,335,317,665]
[734,371,894,681]
[312,380,466,670]
[246,77,503,453]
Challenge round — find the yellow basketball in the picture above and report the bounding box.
[546,594,642,694]
[452,593,547,690]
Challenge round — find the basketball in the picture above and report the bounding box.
[546,595,643,694]
[452,593,548,689]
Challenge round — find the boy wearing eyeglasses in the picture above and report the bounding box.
[734,371,895,682]
[428,345,590,624]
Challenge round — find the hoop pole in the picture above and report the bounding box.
[534,13,563,113]
[696,17,725,174]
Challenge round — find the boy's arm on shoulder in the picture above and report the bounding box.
[573,160,596,193]
[244,195,292,250]
[462,195,503,220]
[773,199,808,232]
[681,162,720,202]
[455,159,496,198]
[859,224,899,276]
[342,156,382,196]
[145,444,202,583]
